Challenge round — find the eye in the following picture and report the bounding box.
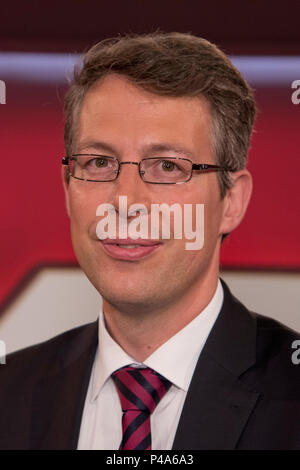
[161,160,177,172]
[93,157,108,168]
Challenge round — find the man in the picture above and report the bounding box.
[0,32,299,450]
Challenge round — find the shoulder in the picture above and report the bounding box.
[219,278,300,385]
[221,277,300,346]
[244,312,300,392]
[0,320,98,386]
[251,310,300,356]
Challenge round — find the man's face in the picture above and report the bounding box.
[63,74,227,313]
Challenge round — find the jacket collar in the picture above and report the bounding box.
[172,279,260,449]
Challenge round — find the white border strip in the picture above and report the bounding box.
[0,52,299,85]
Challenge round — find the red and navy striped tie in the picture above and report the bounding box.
[112,366,172,450]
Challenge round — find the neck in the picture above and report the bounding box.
[102,266,220,363]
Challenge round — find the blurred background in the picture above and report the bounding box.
[1,0,300,353]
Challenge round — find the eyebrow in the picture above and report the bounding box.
[142,143,196,160]
[76,140,116,154]
[76,140,196,160]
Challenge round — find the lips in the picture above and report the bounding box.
[100,238,163,260]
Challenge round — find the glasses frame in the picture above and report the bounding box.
[62,154,234,184]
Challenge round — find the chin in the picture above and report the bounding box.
[101,290,157,314]
[96,276,167,313]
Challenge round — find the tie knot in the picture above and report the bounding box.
[112,366,171,414]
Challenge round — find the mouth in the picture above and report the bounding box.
[100,238,163,260]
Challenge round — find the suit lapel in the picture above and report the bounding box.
[30,321,98,449]
[172,280,261,449]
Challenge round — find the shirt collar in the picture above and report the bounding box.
[91,279,223,401]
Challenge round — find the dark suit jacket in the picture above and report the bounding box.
[0,280,299,450]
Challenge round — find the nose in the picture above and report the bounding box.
[112,161,152,213]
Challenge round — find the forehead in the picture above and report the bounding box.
[77,74,213,158]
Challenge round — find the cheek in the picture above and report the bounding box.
[171,181,222,239]
[68,187,95,236]
[70,199,86,230]
[200,179,224,235]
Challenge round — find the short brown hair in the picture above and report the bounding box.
[64,32,256,197]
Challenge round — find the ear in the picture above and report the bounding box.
[219,169,253,236]
[61,166,71,218]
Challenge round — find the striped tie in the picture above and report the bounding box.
[112,366,172,450]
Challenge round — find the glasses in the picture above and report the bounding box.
[62,154,234,184]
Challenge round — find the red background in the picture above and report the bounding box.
[1,0,300,312]
[1,80,300,312]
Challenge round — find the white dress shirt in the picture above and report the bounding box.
[77,279,224,450]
